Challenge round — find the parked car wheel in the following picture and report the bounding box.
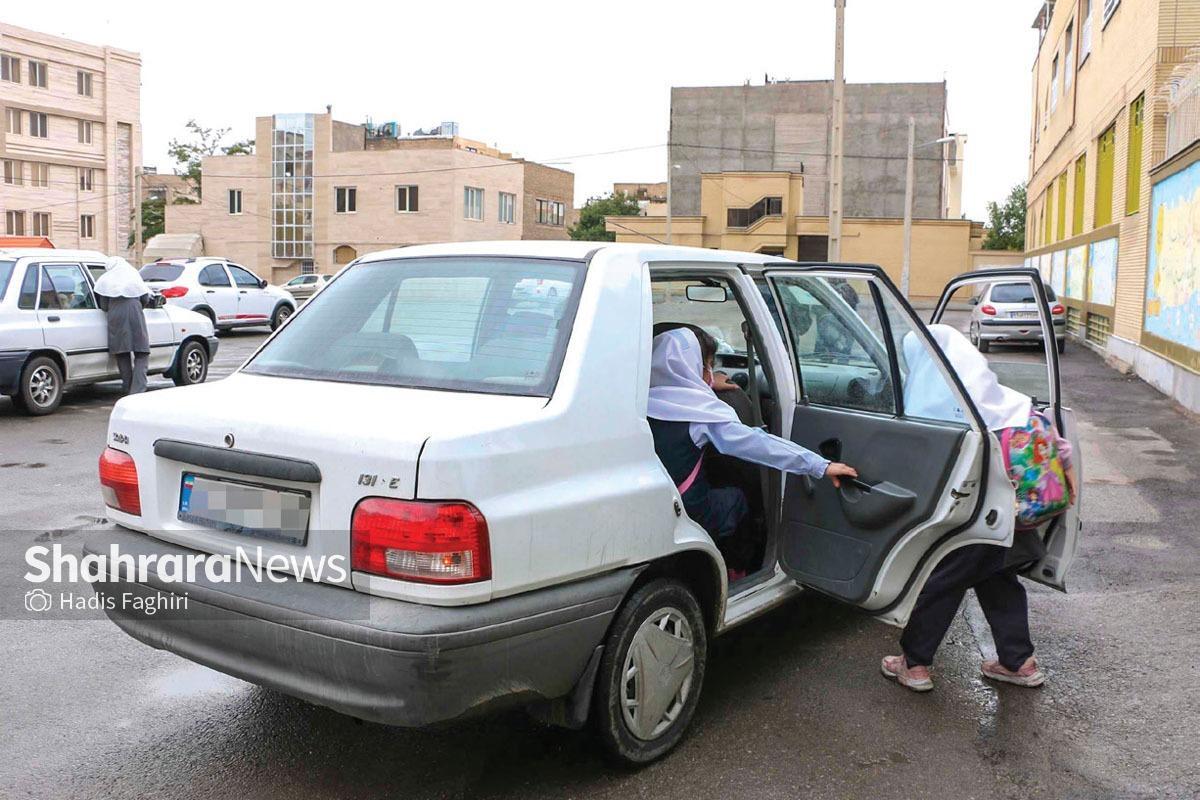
[172,341,209,387]
[592,578,707,765]
[271,304,294,331]
[977,337,990,353]
[1057,338,1066,355]
[196,307,217,327]
[18,356,64,416]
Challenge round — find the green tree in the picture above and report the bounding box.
[983,183,1027,250]
[569,192,642,242]
[129,196,165,247]
[167,119,254,199]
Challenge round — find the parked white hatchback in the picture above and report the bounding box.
[139,257,296,332]
[87,242,1082,763]
[0,248,218,415]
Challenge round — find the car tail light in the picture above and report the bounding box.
[351,498,490,584]
[99,447,141,516]
[1051,304,1065,315]
[980,304,997,316]
[160,285,188,298]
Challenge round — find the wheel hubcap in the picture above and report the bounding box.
[185,350,203,381]
[621,607,695,741]
[279,307,291,321]
[29,367,56,406]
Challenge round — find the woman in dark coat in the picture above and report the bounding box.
[93,257,152,395]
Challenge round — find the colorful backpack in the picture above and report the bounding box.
[1000,411,1070,528]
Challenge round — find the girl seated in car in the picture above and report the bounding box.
[647,327,858,575]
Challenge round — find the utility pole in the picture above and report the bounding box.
[828,0,846,261]
[666,126,673,244]
[133,166,143,265]
[901,116,915,299]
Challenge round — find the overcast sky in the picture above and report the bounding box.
[7,1,1040,219]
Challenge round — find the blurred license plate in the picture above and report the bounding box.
[1011,311,1039,319]
[178,473,310,546]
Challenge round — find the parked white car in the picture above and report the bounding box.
[282,273,333,302]
[139,258,296,332]
[0,248,218,415]
[87,242,1082,764]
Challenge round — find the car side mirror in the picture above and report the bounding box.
[258,279,268,289]
[685,285,728,303]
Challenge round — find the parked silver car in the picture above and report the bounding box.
[282,273,333,302]
[0,248,218,415]
[969,281,1067,354]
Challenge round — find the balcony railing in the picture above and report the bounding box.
[726,196,783,229]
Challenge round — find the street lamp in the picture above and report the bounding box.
[902,118,957,298]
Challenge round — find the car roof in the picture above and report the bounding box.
[354,240,793,267]
[0,248,109,261]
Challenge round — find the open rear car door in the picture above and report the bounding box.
[762,265,1020,627]
[931,268,1082,591]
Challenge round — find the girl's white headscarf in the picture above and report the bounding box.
[903,324,1031,431]
[93,256,150,299]
[647,328,740,424]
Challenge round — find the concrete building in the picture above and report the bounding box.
[613,181,668,216]
[166,111,574,282]
[0,22,140,257]
[141,168,195,204]
[1024,0,1200,412]
[606,171,1021,300]
[668,81,955,220]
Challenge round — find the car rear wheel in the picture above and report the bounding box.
[593,578,707,765]
[1057,338,1066,355]
[271,304,293,331]
[172,341,208,386]
[977,337,990,353]
[18,356,63,416]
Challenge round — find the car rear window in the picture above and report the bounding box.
[244,256,585,397]
[0,260,14,298]
[990,283,1056,303]
[140,263,185,282]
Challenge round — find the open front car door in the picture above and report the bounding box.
[762,265,1019,627]
[932,267,1082,592]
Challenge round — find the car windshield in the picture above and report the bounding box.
[0,260,15,298]
[140,263,186,282]
[990,282,1055,303]
[244,256,585,397]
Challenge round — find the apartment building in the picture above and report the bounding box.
[165,111,574,283]
[0,22,140,256]
[1024,0,1200,412]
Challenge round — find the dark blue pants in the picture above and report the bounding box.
[684,486,749,541]
[900,543,1034,673]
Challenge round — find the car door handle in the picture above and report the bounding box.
[46,315,60,322]
[239,290,248,294]
[206,290,216,294]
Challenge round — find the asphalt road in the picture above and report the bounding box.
[1,329,1197,799]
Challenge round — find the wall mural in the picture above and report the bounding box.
[1146,161,1200,351]
[1089,238,1118,307]
[1051,250,1066,296]
[1066,246,1087,300]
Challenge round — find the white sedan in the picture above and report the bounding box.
[139,257,296,332]
[0,248,218,415]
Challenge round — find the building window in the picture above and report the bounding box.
[228,188,243,215]
[79,214,95,239]
[1064,21,1074,90]
[32,212,50,237]
[536,198,565,226]
[464,186,483,220]
[6,107,21,135]
[1,54,19,83]
[28,60,47,88]
[1056,171,1068,241]
[1126,94,1144,215]
[78,120,93,144]
[1081,0,1093,61]
[395,184,419,212]
[3,159,21,186]
[1102,0,1120,26]
[1049,54,1059,112]
[1095,123,1116,227]
[30,163,49,188]
[1072,153,1086,236]
[29,112,47,138]
[1043,188,1053,246]
[6,210,25,236]
[77,70,93,97]
[499,191,516,224]
[79,168,95,192]
[271,113,314,260]
[335,186,357,213]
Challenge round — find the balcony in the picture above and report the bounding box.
[726,196,783,230]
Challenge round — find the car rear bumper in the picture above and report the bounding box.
[0,349,30,395]
[979,319,1066,342]
[85,526,636,727]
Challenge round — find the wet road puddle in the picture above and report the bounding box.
[153,665,243,699]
